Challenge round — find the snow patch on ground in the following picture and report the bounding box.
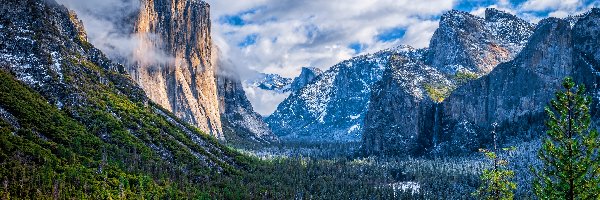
[50,51,63,81]
[347,124,360,133]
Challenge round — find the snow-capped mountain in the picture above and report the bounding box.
[246,73,293,93]
[267,8,534,143]
[245,67,322,95]
[266,46,415,141]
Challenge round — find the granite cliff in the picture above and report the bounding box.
[128,0,222,138]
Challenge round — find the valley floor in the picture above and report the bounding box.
[227,140,542,199]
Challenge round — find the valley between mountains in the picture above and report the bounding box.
[1,0,599,199]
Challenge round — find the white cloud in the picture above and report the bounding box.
[520,0,581,12]
[242,84,290,116]
[468,0,593,23]
[401,20,440,48]
[206,0,456,78]
[56,0,174,66]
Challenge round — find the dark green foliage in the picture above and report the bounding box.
[0,66,250,199]
[532,77,600,199]
[0,69,168,199]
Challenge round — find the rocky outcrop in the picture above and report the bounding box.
[427,9,533,75]
[128,0,222,138]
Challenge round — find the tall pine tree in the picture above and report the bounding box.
[532,77,600,199]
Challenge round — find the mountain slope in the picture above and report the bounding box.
[436,17,574,155]
[0,0,249,198]
[266,47,406,141]
[435,10,600,156]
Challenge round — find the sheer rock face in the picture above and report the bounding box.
[438,17,575,155]
[217,66,278,144]
[129,0,222,138]
[363,53,452,156]
[572,8,600,118]
[427,9,533,75]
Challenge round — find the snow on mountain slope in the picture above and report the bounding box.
[266,46,416,141]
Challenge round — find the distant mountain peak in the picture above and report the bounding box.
[246,73,293,92]
[300,67,323,74]
[289,67,323,92]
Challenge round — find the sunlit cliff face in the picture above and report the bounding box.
[130,0,223,138]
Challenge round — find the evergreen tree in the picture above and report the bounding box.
[532,77,600,199]
[473,123,517,200]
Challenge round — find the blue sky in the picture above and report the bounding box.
[207,0,598,78]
